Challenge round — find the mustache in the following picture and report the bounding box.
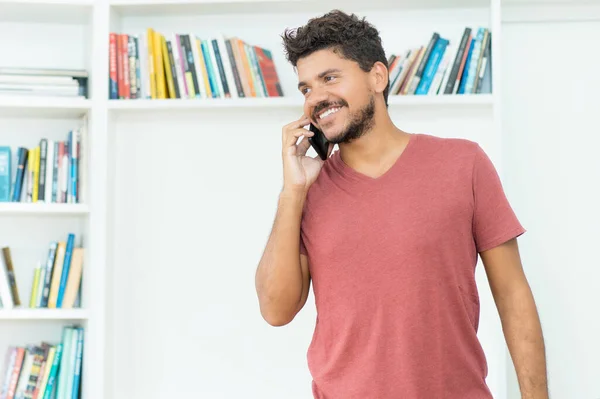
[313,100,348,119]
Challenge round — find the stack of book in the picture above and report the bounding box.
[0,234,83,310]
[109,30,284,100]
[0,325,84,399]
[387,27,492,96]
[0,120,86,204]
[0,67,88,98]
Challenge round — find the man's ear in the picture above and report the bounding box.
[370,61,389,95]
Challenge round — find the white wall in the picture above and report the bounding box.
[501,6,600,399]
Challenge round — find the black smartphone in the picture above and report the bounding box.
[308,123,329,161]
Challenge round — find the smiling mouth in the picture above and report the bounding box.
[317,106,342,120]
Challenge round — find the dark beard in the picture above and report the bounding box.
[328,95,375,144]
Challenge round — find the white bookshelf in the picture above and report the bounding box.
[0,203,89,215]
[0,0,101,397]
[0,308,89,320]
[2,0,507,398]
[0,96,91,118]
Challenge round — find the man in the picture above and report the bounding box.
[255,9,548,399]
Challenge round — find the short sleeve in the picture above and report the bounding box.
[472,144,526,252]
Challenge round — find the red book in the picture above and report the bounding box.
[253,46,283,97]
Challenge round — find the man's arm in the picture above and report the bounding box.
[255,190,311,327]
[480,238,549,399]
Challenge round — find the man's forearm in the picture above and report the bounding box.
[497,282,549,399]
[255,189,306,324]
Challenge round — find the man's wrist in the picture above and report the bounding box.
[279,187,307,206]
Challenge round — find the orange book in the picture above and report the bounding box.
[235,38,256,97]
[229,38,249,97]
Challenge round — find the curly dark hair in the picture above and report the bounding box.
[281,10,389,105]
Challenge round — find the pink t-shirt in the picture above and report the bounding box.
[299,133,525,398]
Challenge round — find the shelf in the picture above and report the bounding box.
[0,203,89,216]
[0,95,91,119]
[109,0,491,17]
[0,0,93,24]
[389,94,493,106]
[0,308,89,320]
[108,96,302,110]
[107,94,493,112]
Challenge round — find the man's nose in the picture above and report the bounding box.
[306,87,329,114]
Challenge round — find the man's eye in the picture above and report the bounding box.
[302,87,311,95]
[325,76,335,82]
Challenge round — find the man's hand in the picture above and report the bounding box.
[480,238,549,399]
[281,115,332,194]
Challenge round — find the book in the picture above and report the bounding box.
[0,147,10,202]
[2,121,86,204]
[385,26,492,97]
[109,30,285,100]
[0,326,84,399]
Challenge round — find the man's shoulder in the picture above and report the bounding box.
[417,133,480,155]
[413,133,485,179]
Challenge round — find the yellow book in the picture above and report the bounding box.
[153,32,167,99]
[29,267,41,308]
[32,146,40,202]
[196,37,212,98]
[62,248,84,309]
[47,241,66,308]
[36,346,56,396]
[161,35,176,99]
[147,28,156,99]
[27,148,34,201]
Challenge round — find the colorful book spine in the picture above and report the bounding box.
[56,233,75,308]
[0,147,10,202]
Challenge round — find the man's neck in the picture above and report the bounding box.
[338,112,411,179]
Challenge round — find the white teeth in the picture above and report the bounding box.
[319,107,340,119]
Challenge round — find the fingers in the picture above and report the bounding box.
[283,114,310,130]
[296,136,311,156]
[282,115,312,150]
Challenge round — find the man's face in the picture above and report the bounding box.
[297,49,376,144]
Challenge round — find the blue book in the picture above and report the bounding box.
[55,327,73,399]
[11,147,28,202]
[56,233,75,308]
[42,342,63,399]
[70,130,78,203]
[415,38,449,95]
[71,327,84,399]
[201,39,219,98]
[0,147,10,202]
[465,28,486,94]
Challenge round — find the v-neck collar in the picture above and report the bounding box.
[328,133,420,186]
